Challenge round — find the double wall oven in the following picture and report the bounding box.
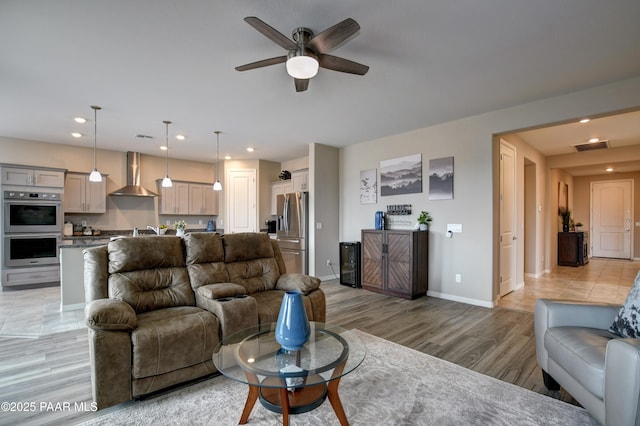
[2,190,63,287]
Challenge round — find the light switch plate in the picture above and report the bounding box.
[447,224,462,233]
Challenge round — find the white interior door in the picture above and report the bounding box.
[591,180,632,259]
[499,140,517,296]
[226,169,257,234]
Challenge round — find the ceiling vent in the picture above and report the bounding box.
[573,140,609,152]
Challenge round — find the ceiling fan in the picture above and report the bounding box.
[235,16,369,92]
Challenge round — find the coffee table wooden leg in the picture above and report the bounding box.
[327,377,348,426]
[239,384,259,424]
[279,388,290,426]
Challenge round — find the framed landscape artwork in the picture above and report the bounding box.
[360,168,377,204]
[380,154,422,196]
[429,156,454,200]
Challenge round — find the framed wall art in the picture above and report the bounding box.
[360,168,377,204]
[429,156,454,200]
[380,153,422,196]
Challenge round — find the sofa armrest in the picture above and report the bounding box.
[605,338,640,426]
[196,283,247,300]
[276,273,321,295]
[535,299,620,372]
[85,299,137,331]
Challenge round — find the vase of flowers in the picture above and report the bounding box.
[558,207,571,232]
[174,220,187,237]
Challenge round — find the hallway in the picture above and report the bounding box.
[498,257,639,312]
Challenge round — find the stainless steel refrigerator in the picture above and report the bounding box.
[276,192,308,274]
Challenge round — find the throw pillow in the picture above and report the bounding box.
[610,271,640,338]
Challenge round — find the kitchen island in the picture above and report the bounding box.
[59,237,110,312]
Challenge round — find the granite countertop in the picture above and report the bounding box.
[59,229,225,249]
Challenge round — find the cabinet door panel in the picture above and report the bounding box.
[86,179,106,213]
[386,232,412,295]
[189,184,205,214]
[362,231,384,290]
[35,170,65,187]
[64,174,85,212]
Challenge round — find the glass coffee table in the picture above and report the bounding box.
[213,322,366,426]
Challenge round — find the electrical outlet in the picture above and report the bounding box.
[455,274,462,283]
[326,259,332,266]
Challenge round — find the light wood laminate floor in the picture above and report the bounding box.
[0,258,637,425]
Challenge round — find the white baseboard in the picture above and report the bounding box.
[318,274,340,282]
[426,290,495,308]
[60,302,84,312]
[525,271,545,279]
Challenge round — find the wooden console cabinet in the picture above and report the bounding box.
[558,232,589,266]
[361,229,428,299]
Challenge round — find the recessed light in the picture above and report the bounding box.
[224,155,231,160]
[579,118,590,124]
[160,145,168,151]
[606,167,614,172]
[74,117,87,123]
[71,132,82,138]
[176,135,185,141]
[589,138,600,143]
[246,147,255,152]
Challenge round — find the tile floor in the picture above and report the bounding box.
[0,285,85,338]
[1,257,637,338]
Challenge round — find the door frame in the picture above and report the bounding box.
[590,178,633,259]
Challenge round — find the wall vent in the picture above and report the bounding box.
[573,140,609,152]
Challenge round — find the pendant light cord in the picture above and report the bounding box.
[164,121,171,176]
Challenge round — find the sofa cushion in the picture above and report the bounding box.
[226,258,280,293]
[132,306,219,379]
[108,236,185,273]
[610,271,640,338]
[109,267,195,313]
[545,326,615,399]
[186,262,229,290]
[183,233,224,265]
[222,232,274,263]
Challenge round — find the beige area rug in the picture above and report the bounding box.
[81,330,597,425]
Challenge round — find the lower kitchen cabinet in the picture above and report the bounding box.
[361,229,428,299]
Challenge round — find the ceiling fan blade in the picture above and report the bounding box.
[244,17,297,51]
[318,54,369,75]
[235,56,287,72]
[295,78,309,92]
[308,18,361,54]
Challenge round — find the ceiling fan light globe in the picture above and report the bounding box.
[286,55,319,79]
[162,176,173,188]
[89,169,102,182]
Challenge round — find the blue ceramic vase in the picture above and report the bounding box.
[275,290,310,351]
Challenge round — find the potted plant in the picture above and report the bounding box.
[558,207,571,232]
[417,211,432,231]
[174,220,187,237]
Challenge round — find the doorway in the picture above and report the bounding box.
[591,179,633,259]
[226,169,257,234]
[499,139,517,296]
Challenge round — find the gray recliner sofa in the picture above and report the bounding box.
[535,299,640,425]
[83,232,325,409]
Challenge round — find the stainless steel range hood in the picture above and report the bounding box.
[109,152,158,197]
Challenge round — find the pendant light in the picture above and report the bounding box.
[88,105,102,182]
[213,131,222,191]
[161,120,173,188]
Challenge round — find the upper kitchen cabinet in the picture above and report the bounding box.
[64,172,106,213]
[291,169,309,192]
[270,180,294,215]
[189,183,219,215]
[157,180,217,215]
[157,181,189,215]
[1,166,65,188]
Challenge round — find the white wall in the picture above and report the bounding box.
[339,76,640,306]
